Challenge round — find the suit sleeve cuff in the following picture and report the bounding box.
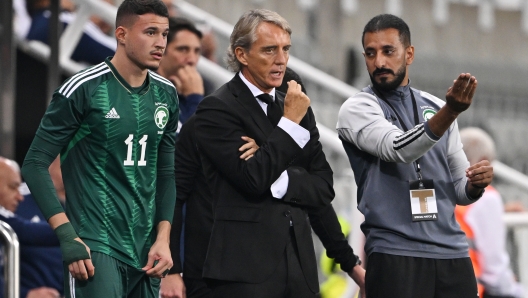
[277,117,309,148]
[271,170,289,199]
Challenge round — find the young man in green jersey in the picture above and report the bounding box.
[21,0,179,297]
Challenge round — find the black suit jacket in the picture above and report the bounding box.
[194,74,338,292]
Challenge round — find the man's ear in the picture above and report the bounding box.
[406,45,414,66]
[235,47,249,67]
[115,26,127,45]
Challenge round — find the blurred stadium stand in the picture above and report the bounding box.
[2,0,528,296]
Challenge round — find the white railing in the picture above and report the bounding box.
[433,0,528,34]
[0,221,20,298]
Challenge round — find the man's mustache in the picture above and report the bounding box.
[373,68,394,76]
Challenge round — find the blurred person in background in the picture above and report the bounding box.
[0,157,62,298]
[337,14,492,297]
[157,17,213,125]
[16,157,65,298]
[17,0,116,65]
[456,127,525,298]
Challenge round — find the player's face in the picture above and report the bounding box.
[124,13,169,71]
[236,22,291,93]
[363,28,414,91]
[159,30,202,76]
[0,164,23,212]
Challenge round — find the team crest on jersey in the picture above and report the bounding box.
[155,106,169,129]
[423,108,436,121]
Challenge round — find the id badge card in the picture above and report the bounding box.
[409,179,438,222]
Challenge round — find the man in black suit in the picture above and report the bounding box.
[194,9,365,298]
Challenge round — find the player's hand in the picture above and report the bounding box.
[466,160,493,191]
[142,239,173,278]
[348,265,366,298]
[239,136,259,160]
[174,65,204,96]
[283,80,310,124]
[160,273,186,298]
[26,287,61,298]
[445,73,477,114]
[68,238,95,281]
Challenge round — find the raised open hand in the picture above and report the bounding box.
[445,73,478,113]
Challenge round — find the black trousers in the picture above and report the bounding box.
[365,253,478,298]
[206,228,316,298]
[183,277,213,298]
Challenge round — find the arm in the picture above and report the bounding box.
[281,107,334,208]
[337,74,478,164]
[21,92,93,280]
[309,205,365,296]
[145,92,178,278]
[337,92,439,163]
[0,209,59,246]
[194,97,303,196]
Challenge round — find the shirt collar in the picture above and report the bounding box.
[239,72,276,101]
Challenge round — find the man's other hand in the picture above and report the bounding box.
[26,287,60,298]
[171,65,204,97]
[160,273,186,298]
[348,265,366,298]
[445,73,477,114]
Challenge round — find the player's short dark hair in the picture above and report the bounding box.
[277,67,307,94]
[167,17,203,45]
[362,14,411,48]
[116,0,169,28]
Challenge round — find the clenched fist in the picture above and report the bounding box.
[283,80,310,124]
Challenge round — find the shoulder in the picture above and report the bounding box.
[414,88,445,108]
[56,62,111,99]
[148,70,177,94]
[337,91,383,128]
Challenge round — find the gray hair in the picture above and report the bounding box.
[226,9,292,72]
[460,127,496,165]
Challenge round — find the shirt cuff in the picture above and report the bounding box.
[424,121,441,141]
[277,117,309,148]
[271,170,289,199]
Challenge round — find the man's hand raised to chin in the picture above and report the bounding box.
[283,80,310,124]
[170,65,204,97]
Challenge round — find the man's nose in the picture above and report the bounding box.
[374,53,386,69]
[275,49,288,64]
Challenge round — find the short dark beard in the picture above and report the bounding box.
[369,63,407,92]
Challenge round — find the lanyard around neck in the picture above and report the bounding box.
[372,86,424,180]
[372,86,420,131]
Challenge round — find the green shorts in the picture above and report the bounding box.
[64,251,161,298]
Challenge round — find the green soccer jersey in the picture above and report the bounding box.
[34,58,179,268]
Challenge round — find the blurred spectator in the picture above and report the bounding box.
[15,0,116,65]
[16,157,65,298]
[157,17,212,125]
[0,157,61,298]
[456,127,525,298]
[161,0,178,17]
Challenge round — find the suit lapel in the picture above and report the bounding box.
[228,75,275,136]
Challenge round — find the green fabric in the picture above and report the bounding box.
[21,136,65,220]
[55,222,90,264]
[64,252,160,298]
[22,59,179,269]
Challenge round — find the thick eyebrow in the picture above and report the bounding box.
[364,44,396,52]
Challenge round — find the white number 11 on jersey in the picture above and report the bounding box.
[124,134,148,166]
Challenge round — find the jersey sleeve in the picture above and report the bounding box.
[154,91,179,224]
[336,92,440,163]
[21,90,85,220]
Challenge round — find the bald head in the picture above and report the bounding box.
[460,127,496,166]
[0,157,23,212]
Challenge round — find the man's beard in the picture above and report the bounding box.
[369,63,406,92]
